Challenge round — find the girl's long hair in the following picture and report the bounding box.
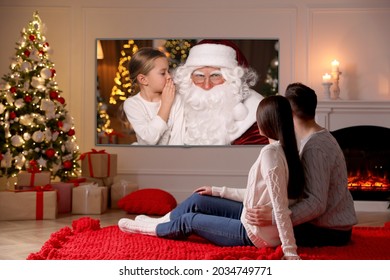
[256,95,304,199]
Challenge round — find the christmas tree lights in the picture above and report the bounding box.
[109,40,139,105]
[0,11,80,181]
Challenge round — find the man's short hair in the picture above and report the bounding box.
[285,83,317,120]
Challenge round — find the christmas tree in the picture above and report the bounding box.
[259,41,279,97]
[163,39,197,69]
[109,40,139,105]
[0,11,80,181]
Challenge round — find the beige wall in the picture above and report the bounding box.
[1,0,389,202]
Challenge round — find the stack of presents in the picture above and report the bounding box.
[0,150,138,221]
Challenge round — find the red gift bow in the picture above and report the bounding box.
[79,149,111,178]
[26,162,42,187]
[79,149,106,160]
[66,177,87,187]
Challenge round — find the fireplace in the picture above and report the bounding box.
[331,125,390,201]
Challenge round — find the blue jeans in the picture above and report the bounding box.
[156,193,253,246]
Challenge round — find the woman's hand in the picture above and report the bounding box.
[245,205,273,226]
[194,186,212,196]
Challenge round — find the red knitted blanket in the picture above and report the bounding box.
[27,217,390,260]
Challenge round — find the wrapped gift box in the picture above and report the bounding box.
[84,176,114,208]
[0,190,57,220]
[84,176,114,187]
[0,176,17,191]
[81,151,117,178]
[17,171,51,188]
[111,180,138,209]
[72,183,108,214]
[51,182,74,214]
[98,134,118,144]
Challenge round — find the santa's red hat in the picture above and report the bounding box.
[184,40,248,69]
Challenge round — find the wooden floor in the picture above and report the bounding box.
[0,209,389,260]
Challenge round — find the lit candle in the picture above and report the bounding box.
[322,73,331,83]
[331,59,340,73]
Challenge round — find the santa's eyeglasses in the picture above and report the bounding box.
[191,72,225,85]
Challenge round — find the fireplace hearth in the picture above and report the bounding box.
[331,125,390,201]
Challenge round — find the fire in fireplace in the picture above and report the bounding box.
[331,125,390,201]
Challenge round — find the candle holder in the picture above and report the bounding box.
[321,82,332,100]
[331,70,342,99]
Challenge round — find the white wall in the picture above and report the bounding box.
[1,0,389,202]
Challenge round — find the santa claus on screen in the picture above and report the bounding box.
[173,40,269,145]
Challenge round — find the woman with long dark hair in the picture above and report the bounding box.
[118,95,305,260]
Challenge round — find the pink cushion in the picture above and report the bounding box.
[117,188,177,215]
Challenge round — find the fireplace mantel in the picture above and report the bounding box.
[316,100,390,131]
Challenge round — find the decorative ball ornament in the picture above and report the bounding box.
[9,112,17,119]
[32,130,45,143]
[63,160,72,170]
[21,61,32,72]
[31,76,45,89]
[67,128,75,136]
[11,135,24,147]
[24,95,32,103]
[49,91,58,99]
[45,148,55,158]
[14,154,26,169]
[23,132,31,141]
[57,97,65,104]
[40,67,52,79]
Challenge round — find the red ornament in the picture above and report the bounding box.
[29,35,35,41]
[57,97,65,104]
[63,160,72,170]
[24,96,32,103]
[9,112,17,119]
[67,129,75,136]
[57,121,63,128]
[45,148,56,158]
[50,91,59,99]
[43,42,49,48]
[50,69,56,77]
[10,87,17,94]
[24,50,30,57]
[39,50,45,56]
[0,154,3,161]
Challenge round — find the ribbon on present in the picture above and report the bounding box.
[66,177,87,187]
[26,161,41,187]
[79,149,111,178]
[13,184,54,220]
[33,184,54,220]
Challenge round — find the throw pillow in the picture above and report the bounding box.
[117,188,177,215]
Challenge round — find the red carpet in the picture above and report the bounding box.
[27,217,390,260]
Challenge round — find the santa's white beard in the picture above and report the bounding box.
[182,83,240,145]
